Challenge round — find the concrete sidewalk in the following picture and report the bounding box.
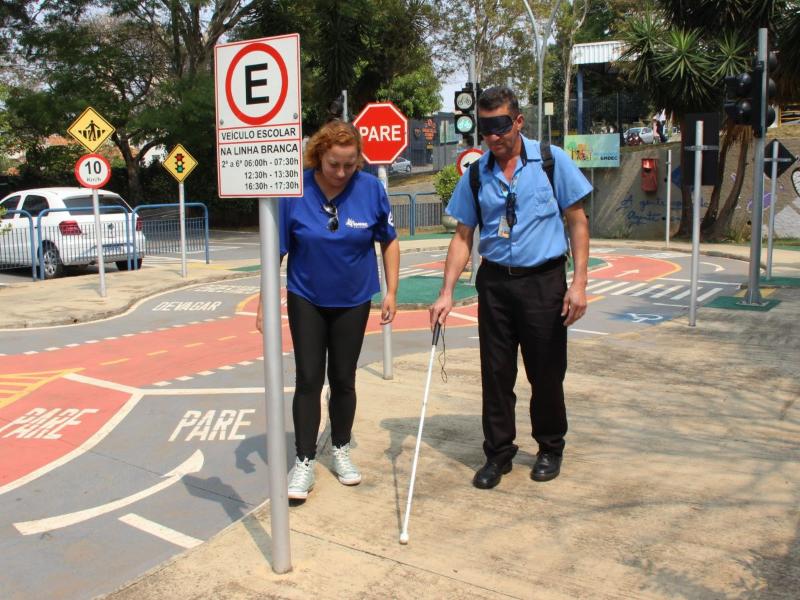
[1,238,798,598]
[102,284,800,599]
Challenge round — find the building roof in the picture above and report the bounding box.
[571,41,626,65]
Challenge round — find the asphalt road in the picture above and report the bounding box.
[0,233,750,599]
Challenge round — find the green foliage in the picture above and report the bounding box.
[18,144,84,187]
[377,65,441,118]
[433,164,460,208]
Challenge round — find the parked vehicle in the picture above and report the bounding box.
[0,187,145,279]
[623,126,656,145]
[389,157,412,174]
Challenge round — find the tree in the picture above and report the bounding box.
[620,0,791,239]
[427,0,535,90]
[377,65,442,118]
[240,0,438,128]
[554,0,589,135]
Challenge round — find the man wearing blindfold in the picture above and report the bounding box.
[430,86,591,490]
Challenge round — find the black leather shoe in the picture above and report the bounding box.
[531,452,562,482]
[473,460,512,489]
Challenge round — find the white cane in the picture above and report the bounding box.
[399,322,442,545]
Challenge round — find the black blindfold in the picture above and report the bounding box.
[478,115,514,136]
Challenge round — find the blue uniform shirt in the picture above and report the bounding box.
[446,135,592,267]
[280,169,397,307]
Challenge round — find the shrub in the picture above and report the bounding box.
[433,164,460,208]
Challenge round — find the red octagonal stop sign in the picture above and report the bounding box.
[352,102,409,164]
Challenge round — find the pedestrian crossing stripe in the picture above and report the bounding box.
[0,369,83,409]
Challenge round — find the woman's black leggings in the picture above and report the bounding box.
[287,292,371,459]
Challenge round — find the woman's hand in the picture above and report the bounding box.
[381,292,397,324]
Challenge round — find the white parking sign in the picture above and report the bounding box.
[214,34,303,198]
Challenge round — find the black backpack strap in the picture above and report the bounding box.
[540,141,555,191]
[469,160,483,229]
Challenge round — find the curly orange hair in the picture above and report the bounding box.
[304,120,364,170]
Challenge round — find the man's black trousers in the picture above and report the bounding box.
[287,292,371,459]
[475,257,568,465]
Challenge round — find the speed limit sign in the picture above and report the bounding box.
[74,153,112,189]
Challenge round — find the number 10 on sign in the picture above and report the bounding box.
[74,154,112,189]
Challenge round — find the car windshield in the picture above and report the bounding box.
[63,195,130,216]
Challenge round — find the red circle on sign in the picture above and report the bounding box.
[225,42,289,126]
[74,154,111,189]
[352,102,409,164]
[456,148,484,176]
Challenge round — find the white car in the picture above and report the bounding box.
[389,157,412,174]
[0,187,145,279]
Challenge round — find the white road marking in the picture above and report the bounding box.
[610,282,647,295]
[63,373,139,395]
[661,277,738,286]
[14,450,204,535]
[653,302,687,307]
[0,391,145,497]
[144,387,271,395]
[700,261,725,272]
[651,285,683,298]
[219,365,234,370]
[448,311,479,323]
[672,288,694,300]
[697,287,724,302]
[632,284,663,296]
[236,311,257,317]
[23,350,38,355]
[153,381,171,387]
[176,376,193,381]
[197,371,214,376]
[45,347,60,352]
[590,280,635,295]
[118,513,203,549]
[586,280,614,291]
[569,328,609,335]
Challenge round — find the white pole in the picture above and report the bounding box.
[766,139,779,279]
[91,188,106,297]
[666,149,672,247]
[258,198,291,573]
[689,121,703,327]
[179,182,187,278]
[377,165,393,380]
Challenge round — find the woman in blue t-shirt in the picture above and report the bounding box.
[256,120,399,501]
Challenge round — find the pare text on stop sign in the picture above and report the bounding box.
[357,124,403,142]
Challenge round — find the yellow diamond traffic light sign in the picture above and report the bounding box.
[67,107,115,152]
[162,144,198,183]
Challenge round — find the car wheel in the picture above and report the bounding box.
[116,258,143,271]
[405,165,412,172]
[40,244,64,279]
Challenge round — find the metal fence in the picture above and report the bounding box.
[0,209,37,280]
[0,202,209,280]
[132,203,210,264]
[388,192,443,235]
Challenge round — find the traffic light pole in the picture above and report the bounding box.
[743,28,768,306]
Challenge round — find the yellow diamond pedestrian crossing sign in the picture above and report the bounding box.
[67,107,114,152]
[162,144,198,182]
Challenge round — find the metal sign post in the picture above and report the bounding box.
[258,197,291,570]
[666,149,672,247]
[215,33,303,574]
[377,166,393,380]
[162,144,198,279]
[74,153,112,297]
[688,121,704,327]
[353,101,409,381]
[743,29,768,306]
[68,109,115,296]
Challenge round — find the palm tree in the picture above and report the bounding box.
[620,0,791,240]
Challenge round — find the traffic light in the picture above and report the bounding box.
[454,83,476,146]
[724,51,777,137]
[751,51,777,138]
[724,72,754,125]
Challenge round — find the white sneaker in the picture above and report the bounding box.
[288,457,315,500]
[332,443,362,485]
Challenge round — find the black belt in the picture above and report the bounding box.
[481,255,565,276]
